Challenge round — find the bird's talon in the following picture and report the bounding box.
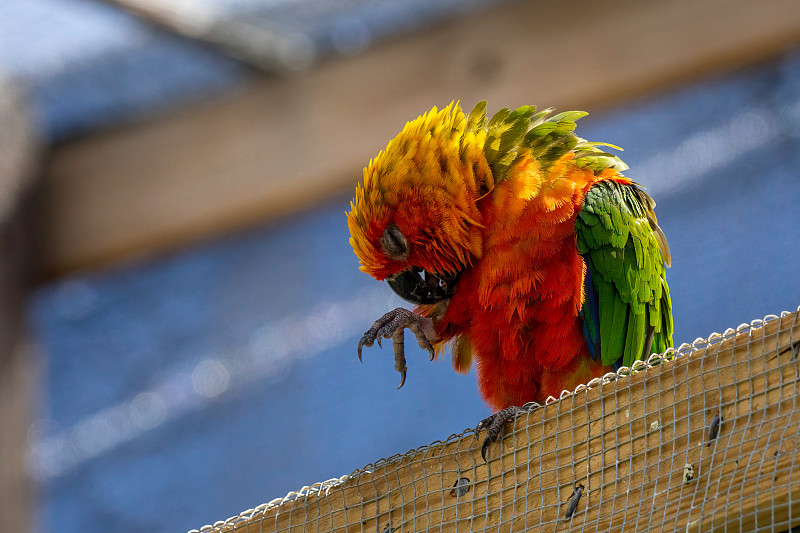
[357,337,367,362]
[356,308,438,390]
[481,438,491,462]
[475,406,523,462]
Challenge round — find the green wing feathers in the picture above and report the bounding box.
[576,180,673,368]
[466,101,673,368]
[468,101,629,184]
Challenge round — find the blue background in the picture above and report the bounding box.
[11,2,800,529]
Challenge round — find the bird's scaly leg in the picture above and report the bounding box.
[358,308,437,388]
[476,405,537,462]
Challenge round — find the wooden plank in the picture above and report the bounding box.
[191,310,800,533]
[0,80,38,533]
[40,0,800,276]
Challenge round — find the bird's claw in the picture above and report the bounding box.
[357,336,368,363]
[476,406,525,462]
[357,307,437,389]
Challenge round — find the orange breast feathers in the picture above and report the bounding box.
[432,153,616,409]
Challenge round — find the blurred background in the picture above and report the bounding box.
[1,0,800,531]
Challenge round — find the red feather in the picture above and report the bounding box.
[433,154,609,410]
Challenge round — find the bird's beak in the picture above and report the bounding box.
[386,267,460,305]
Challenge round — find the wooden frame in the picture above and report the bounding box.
[40,0,800,276]
[0,80,37,533]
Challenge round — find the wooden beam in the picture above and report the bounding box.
[190,310,800,533]
[0,80,38,533]
[40,0,800,276]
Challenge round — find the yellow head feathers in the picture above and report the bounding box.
[347,102,491,280]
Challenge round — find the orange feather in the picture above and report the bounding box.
[434,153,609,410]
[347,103,646,411]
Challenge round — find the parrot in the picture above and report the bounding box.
[346,101,673,457]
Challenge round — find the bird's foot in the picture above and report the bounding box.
[357,308,437,389]
[476,405,531,461]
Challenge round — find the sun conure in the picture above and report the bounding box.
[347,102,672,454]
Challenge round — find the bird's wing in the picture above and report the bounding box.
[576,179,673,368]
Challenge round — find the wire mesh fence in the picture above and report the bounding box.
[190,307,800,533]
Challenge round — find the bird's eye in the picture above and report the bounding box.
[380,224,409,261]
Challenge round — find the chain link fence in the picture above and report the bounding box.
[191,307,800,532]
